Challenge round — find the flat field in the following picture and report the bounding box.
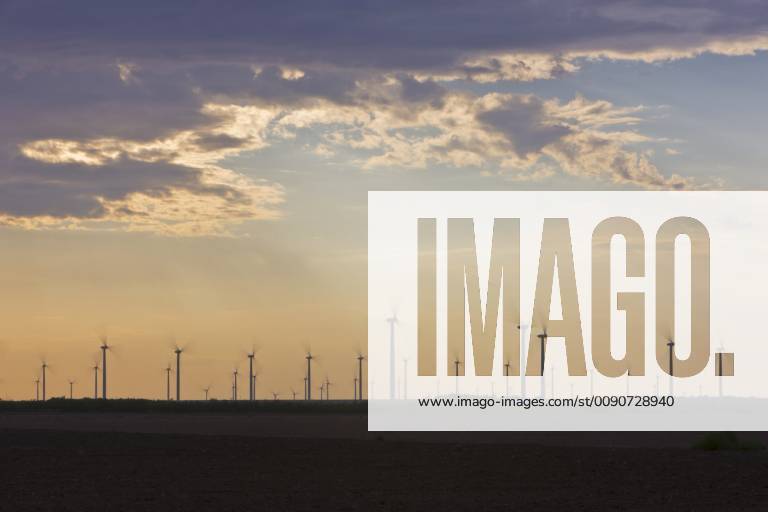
[0,400,767,511]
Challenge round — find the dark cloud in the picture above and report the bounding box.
[0,61,209,142]
[0,153,224,219]
[478,97,572,156]
[1,1,767,69]
[191,133,248,152]
[397,74,446,105]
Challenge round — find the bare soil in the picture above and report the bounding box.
[0,412,767,511]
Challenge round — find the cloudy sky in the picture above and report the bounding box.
[1,0,767,399]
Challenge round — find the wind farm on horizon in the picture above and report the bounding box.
[8,337,370,404]
[2,316,736,403]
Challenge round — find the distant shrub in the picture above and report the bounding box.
[693,432,765,451]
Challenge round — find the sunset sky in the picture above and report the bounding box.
[1,1,768,399]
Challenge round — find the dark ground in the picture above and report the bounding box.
[1,403,767,511]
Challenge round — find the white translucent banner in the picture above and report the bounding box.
[368,191,768,430]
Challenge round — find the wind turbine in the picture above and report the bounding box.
[202,385,211,401]
[173,345,185,401]
[164,364,172,401]
[453,356,462,395]
[248,351,256,401]
[247,349,256,401]
[34,378,40,401]
[537,329,548,399]
[325,376,332,400]
[99,336,111,400]
[92,363,99,399]
[319,381,325,400]
[666,338,675,396]
[504,361,510,396]
[291,387,297,400]
[232,369,239,400]
[40,360,48,401]
[305,351,314,400]
[68,379,76,399]
[717,342,725,397]
[386,315,398,400]
[242,341,262,400]
[353,375,357,400]
[356,352,365,401]
[303,376,308,400]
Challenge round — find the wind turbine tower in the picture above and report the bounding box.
[453,357,462,395]
[305,352,314,400]
[68,379,75,399]
[537,330,548,399]
[504,361,510,396]
[41,361,48,401]
[35,378,40,401]
[92,364,99,399]
[247,351,255,401]
[717,343,725,397]
[232,369,239,400]
[174,346,183,401]
[356,353,365,401]
[667,339,675,396]
[100,337,110,400]
[165,364,172,401]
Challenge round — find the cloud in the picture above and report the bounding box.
[2,0,755,233]
[544,131,691,189]
[477,96,572,157]
[268,89,689,188]
[14,85,693,228]
[0,151,284,235]
[5,101,285,235]
[3,1,768,77]
[420,53,581,82]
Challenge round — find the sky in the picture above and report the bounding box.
[1,0,768,399]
